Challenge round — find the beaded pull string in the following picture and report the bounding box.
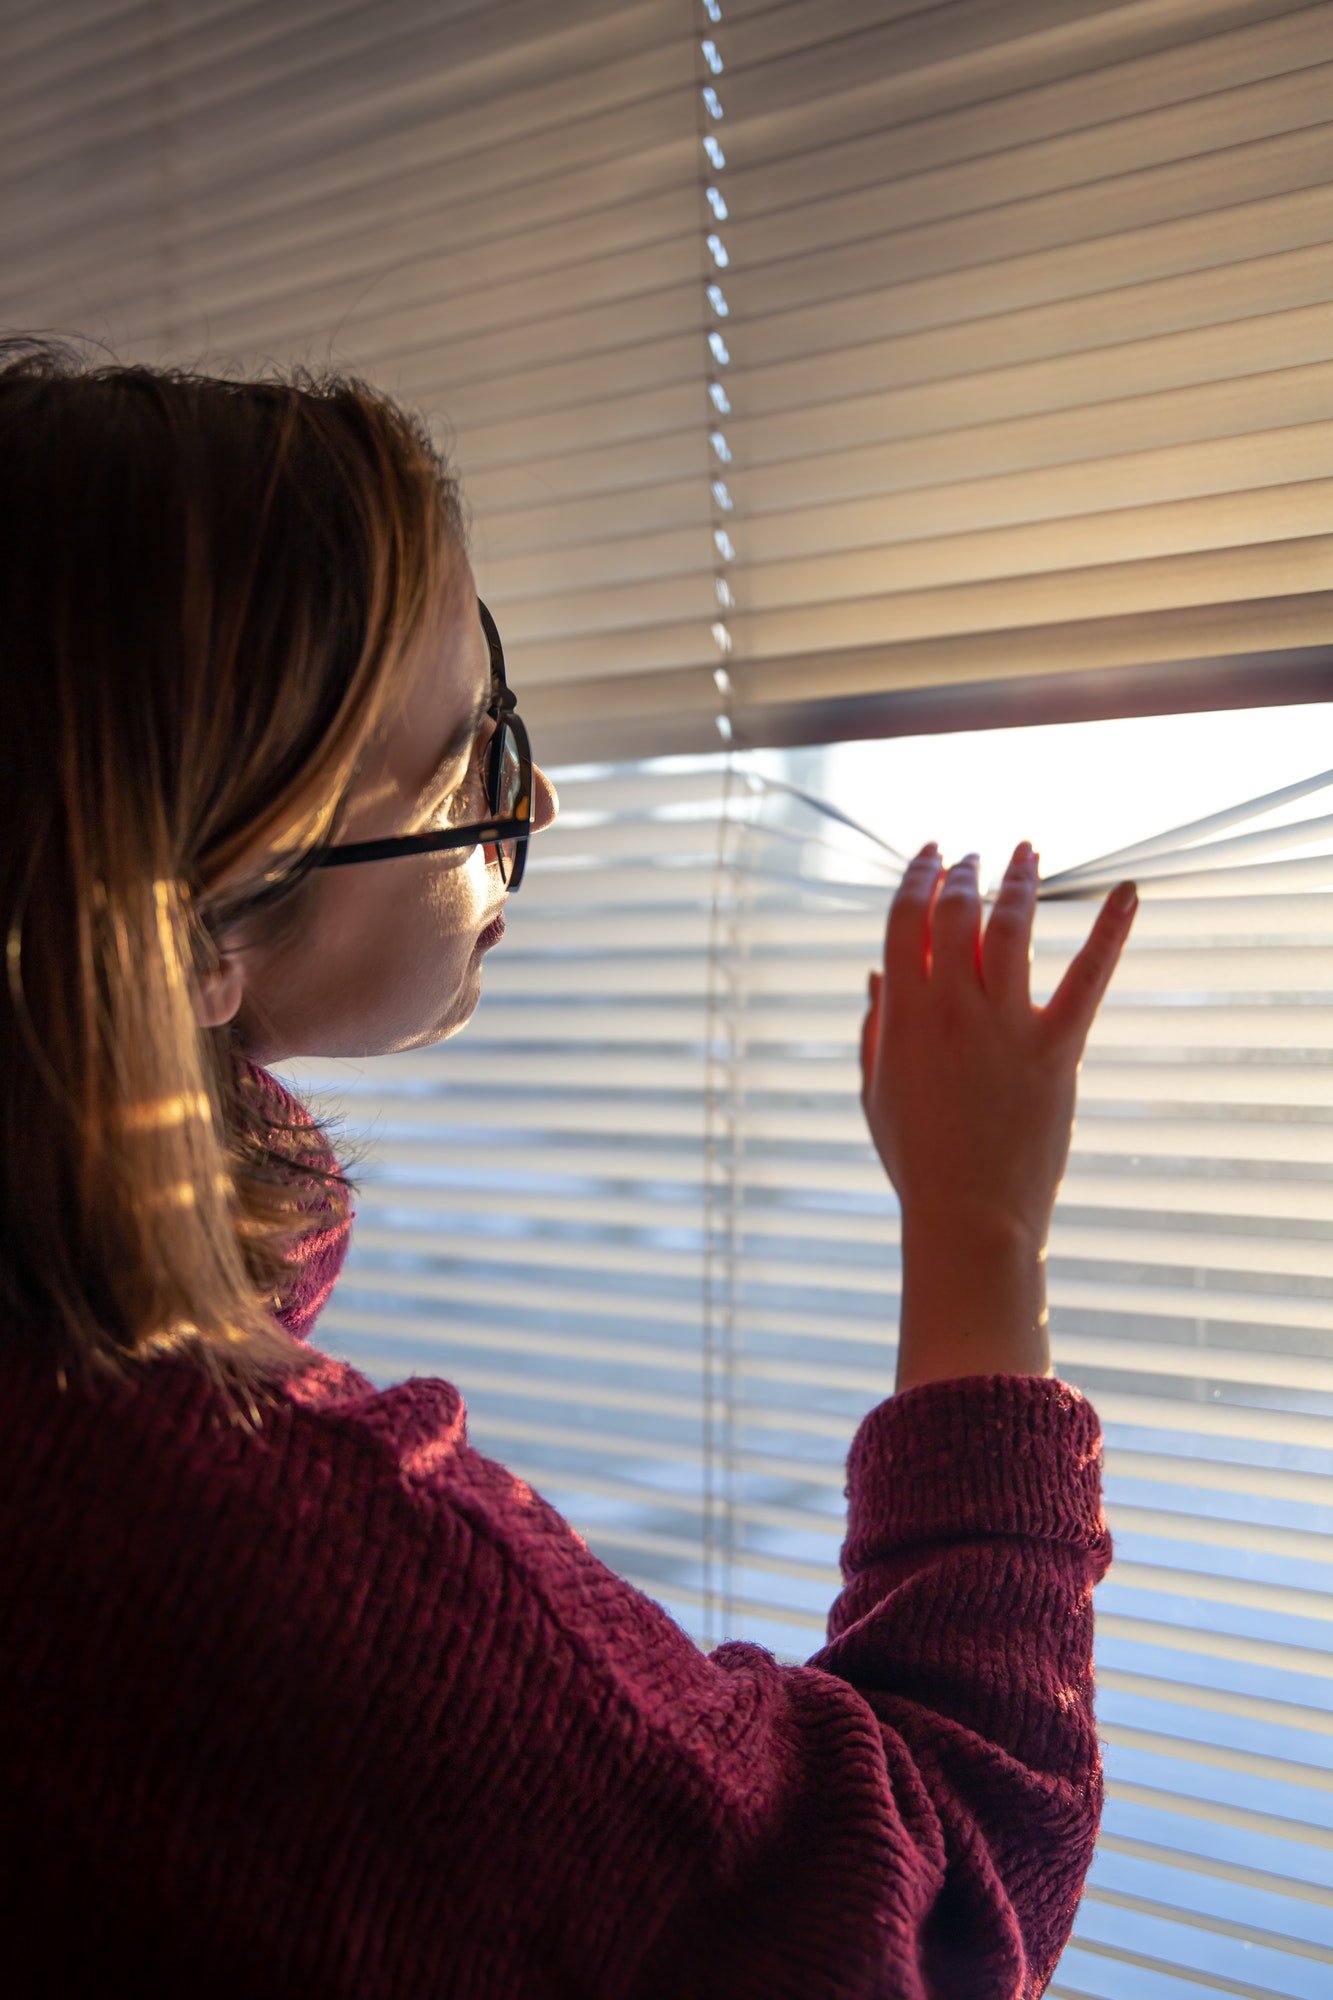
[695,0,742,1654]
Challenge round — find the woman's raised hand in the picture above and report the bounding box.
[860,841,1138,1257]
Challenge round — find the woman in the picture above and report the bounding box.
[0,337,1137,1998]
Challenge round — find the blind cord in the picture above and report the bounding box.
[694,0,741,1652]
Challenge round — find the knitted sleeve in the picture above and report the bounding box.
[277,1363,1113,1998]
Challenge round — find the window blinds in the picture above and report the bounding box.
[0,0,719,747]
[3,0,1329,762]
[628,0,1333,763]
[3,1,1332,1992]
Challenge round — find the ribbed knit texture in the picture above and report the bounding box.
[0,1059,1114,1998]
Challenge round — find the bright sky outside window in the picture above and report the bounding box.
[768,702,1333,893]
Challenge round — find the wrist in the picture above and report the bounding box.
[895,1211,1051,1393]
[899,1204,1048,1258]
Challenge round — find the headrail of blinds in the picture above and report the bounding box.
[280,751,1333,1996]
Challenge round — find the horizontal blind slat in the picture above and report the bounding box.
[325,1265,1333,1382]
[0,2,688,196]
[349,1210,1333,1288]
[1095,1828,1333,1913]
[722,123,1333,305]
[725,377,1333,519]
[723,270,1333,430]
[721,537,1333,668]
[314,1040,1333,1094]
[722,35,1333,218]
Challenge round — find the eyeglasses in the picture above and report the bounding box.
[308,599,534,893]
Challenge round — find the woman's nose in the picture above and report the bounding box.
[482,766,558,877]
[531,762,559,832]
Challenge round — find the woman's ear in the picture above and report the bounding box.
[192,958,244,1028]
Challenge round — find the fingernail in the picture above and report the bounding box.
[1013,840,1034,862]
[916,841,939,859]
[1112,881,1137,913]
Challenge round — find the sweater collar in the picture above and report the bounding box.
[238,1057,355,1345]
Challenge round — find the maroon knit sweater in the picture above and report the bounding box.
[0,1060,1113,1999]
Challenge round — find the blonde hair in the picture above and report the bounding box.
[0,336,465,1425]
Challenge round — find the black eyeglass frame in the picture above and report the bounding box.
[307,600,534,893]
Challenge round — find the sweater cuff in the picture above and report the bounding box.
[841,1373,1111,1574]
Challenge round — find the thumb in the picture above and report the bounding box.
[1042,882,1137,1055]
[860,970,881,1096]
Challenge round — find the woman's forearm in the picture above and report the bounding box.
[895,1214,1053,1393]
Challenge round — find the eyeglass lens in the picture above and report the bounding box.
[487,721,523,885]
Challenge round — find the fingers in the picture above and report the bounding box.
[884,843,944,994]
[929,852,984,989]
[1042,880,1138,1054]
[884,845,993,995]
[882,842,1135,1041]
[979,842,1039,1010]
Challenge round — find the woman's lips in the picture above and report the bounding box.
[475,910,506,951]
